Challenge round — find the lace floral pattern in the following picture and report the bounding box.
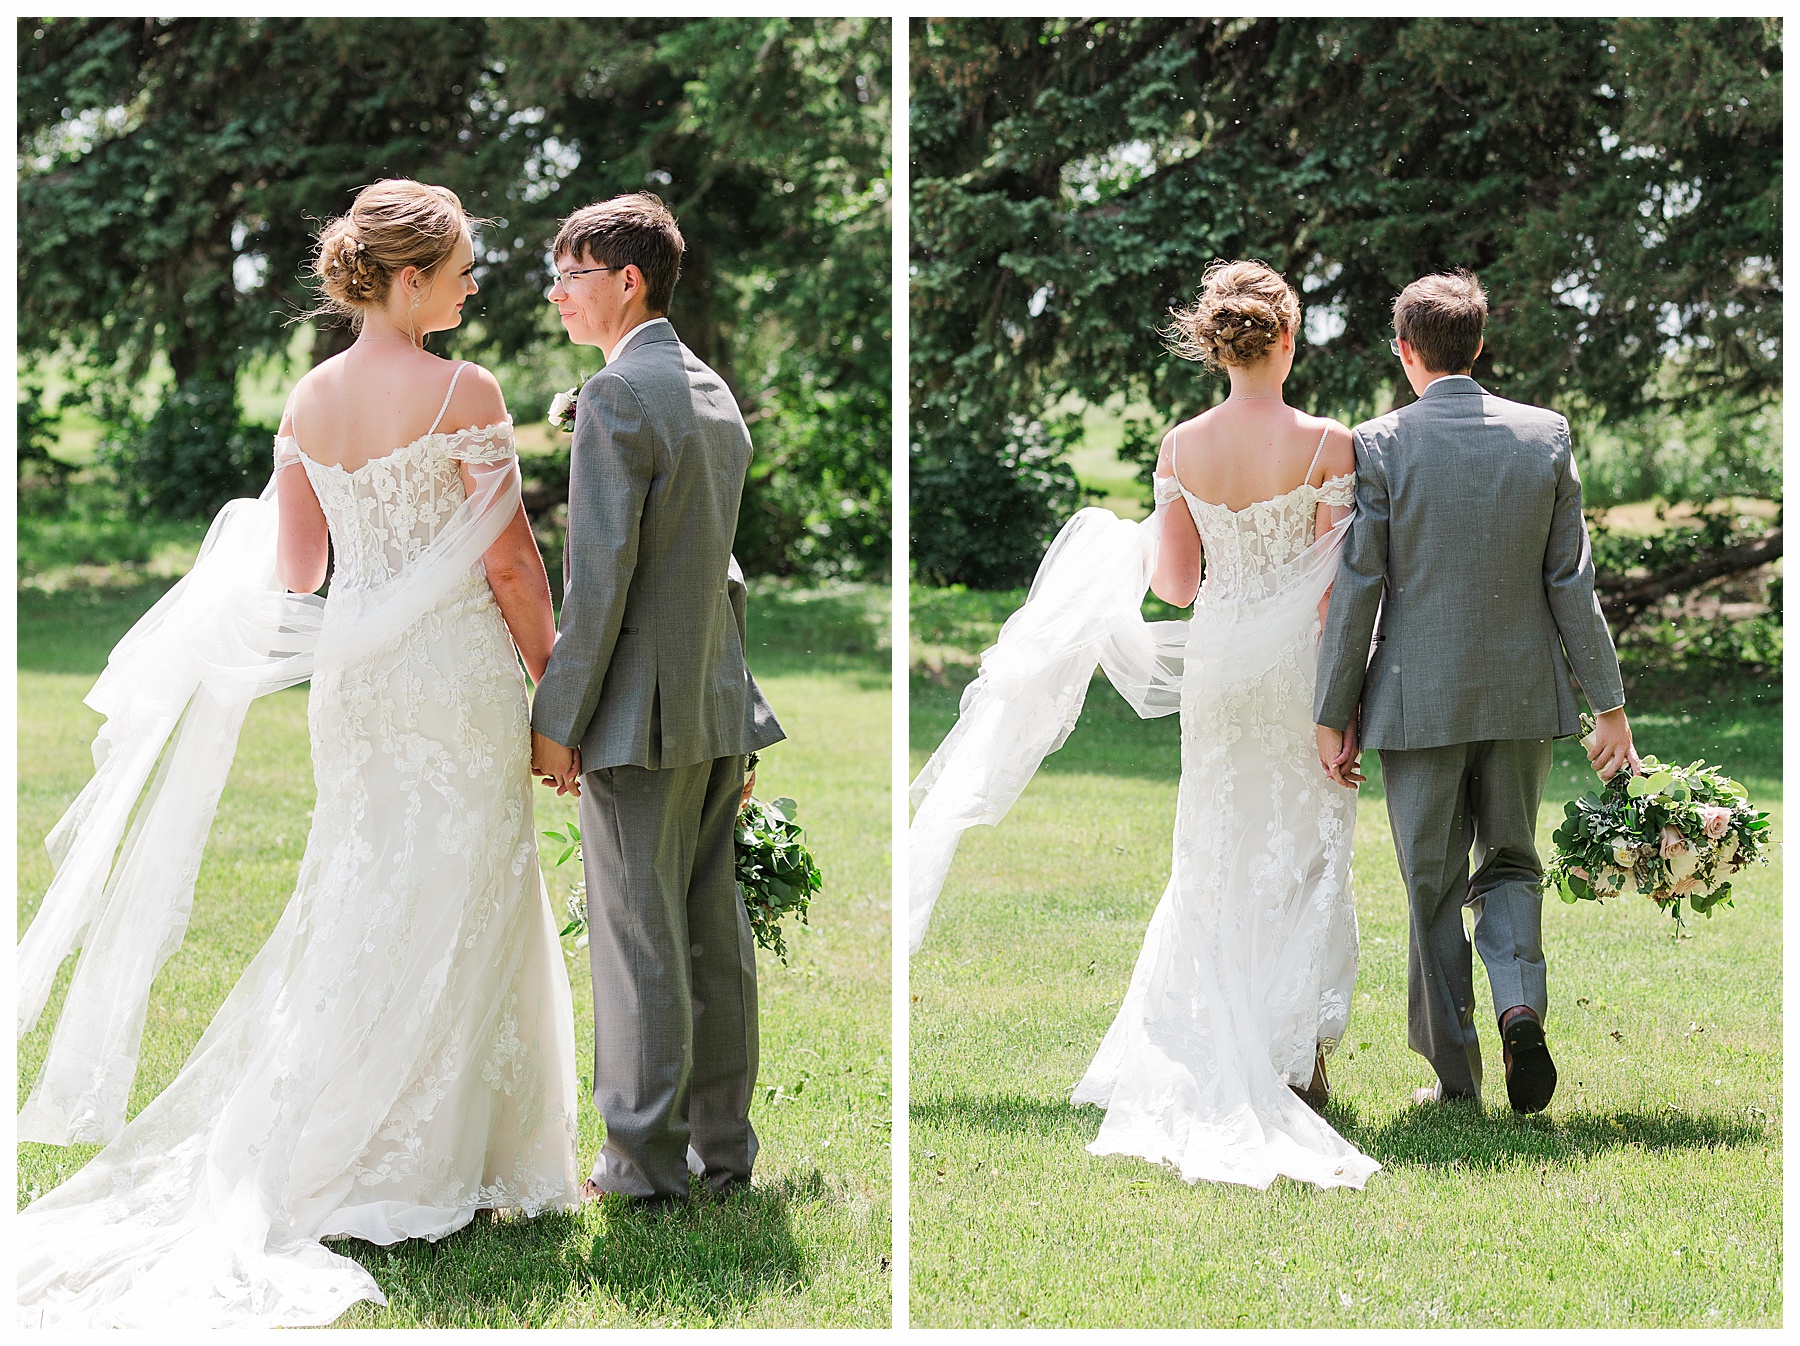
[1074,474,1375,1191]
[18,423,579,1327]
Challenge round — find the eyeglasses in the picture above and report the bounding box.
[1388,336,1404,358]
[549,264,620,287]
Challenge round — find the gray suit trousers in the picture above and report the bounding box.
[1379,738,1553,1100]
[579,753,758,1197]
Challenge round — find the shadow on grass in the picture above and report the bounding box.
[912,1093,1102,1144]
[19,583,176,676]
[341,1171,821,1326]
[1334,1100,1771,1171]
[916,1091,1768,1175]
[747,585,890,689]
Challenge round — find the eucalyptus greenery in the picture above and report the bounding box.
[1546,715,1771,929]
[547,756,822,965]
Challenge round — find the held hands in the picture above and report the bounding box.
[740,767,756,812]
[1583,706,1642,782]
[1315,714,1366,789]
[531,730,581,797]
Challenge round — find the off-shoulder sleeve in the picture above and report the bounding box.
[444,419,516,464]
[1152,473,1184,506]
[1317,472,1356,508]
[273,434,302,473]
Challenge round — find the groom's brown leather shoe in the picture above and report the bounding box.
[1500,1007,1556,1114]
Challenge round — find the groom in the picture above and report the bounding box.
[1314,270,1638,1114]
[531,193,784,1203]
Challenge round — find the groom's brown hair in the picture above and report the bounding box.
[553,193,684,314]
[1393,270,1487,374]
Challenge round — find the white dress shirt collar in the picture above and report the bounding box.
[1424,372,1477,392]
[607,317,665,365]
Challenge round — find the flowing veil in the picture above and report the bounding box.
[16,443,523,1147]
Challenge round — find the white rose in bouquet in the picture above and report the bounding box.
[548,388,579,432]
[1667,846,1700,881]
[1611,839,1636,868]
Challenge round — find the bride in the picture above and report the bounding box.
[16,179,580,1327]
[910,259,1379,1190]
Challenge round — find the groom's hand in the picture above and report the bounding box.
[1584,706,1641,782]
[531,730,582,797]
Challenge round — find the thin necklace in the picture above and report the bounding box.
[1228,392,1282,401]
[356,335,423,348]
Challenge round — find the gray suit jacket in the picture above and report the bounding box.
[532,319,785,770]
[1314,376,1624,751]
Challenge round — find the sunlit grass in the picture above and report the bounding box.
[910,663,1780,1328]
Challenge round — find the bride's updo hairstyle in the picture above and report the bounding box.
[1164,259,1302,369]
[312,179,470,325]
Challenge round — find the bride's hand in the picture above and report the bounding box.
[1337,712,1366,788]
[1315,717,1365,789]
[531,730,581,797]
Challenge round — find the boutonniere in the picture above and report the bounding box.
[547,378,585,433]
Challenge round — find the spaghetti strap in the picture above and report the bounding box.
[1303,425,1330,485]
[427,362,470,435]
[1169,421,1192,497]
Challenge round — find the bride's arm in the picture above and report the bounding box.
[1312,421,1357,628]
[445,368,557,684]
[471,488,556,685]
[1149,431,1202,607]
[275,409,330,593]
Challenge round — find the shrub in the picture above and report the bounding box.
[911,413,1089,589]
[100,380,275,519]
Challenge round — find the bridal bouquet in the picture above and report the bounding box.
[1546,719,1769,926]
[547,755,822,963]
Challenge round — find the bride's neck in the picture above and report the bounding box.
[355,311,425,350]
[1225,366,1285,403]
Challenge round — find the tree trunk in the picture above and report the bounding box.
[1598,529,1783,632]
[666,240,746,409]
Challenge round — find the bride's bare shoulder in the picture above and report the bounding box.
[437,361,508,434]
[1305,414,1356,483]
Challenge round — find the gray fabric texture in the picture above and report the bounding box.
[1378,737,1553,1101]
[531,318,784,770]
[579,754,757,1197]
[1314,376,1624,750]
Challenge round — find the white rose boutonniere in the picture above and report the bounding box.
[548,381,583,433]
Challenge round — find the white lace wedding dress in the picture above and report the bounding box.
[909,445,1380,1191]
[17,383,580,1327]
[1071,467,1379,1190]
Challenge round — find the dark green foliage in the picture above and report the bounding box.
[18,17,889,578]
[17,380,69,512]
[909,412,1088,588]
[910,17,1780,585]
[97,379,275,518]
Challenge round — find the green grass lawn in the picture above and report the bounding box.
[17,580,892,1328]
[910,660,1780,1328]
